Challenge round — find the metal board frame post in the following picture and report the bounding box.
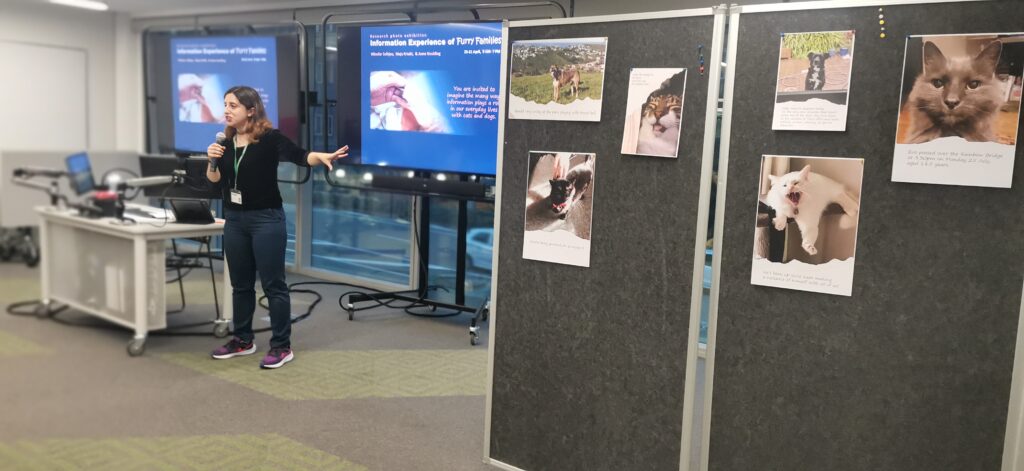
[699,6,739,471]
[679,5,728,471]
[483,19,511,466]
[1004,279,1024,471]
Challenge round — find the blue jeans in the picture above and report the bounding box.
[223,207,291,349]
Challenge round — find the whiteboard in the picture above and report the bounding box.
[0,41,87,151]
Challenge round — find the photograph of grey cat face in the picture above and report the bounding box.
[754,156,863,266]
[896,34,1023,145]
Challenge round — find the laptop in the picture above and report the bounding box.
[168,199,215,225]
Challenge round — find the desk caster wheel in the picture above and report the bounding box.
[213,324,230,338]
[127,339,146,357]
[470,332,479,346]
[347,310,354,321]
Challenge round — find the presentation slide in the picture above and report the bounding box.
[359,22,502,175]
[170,36,278,153]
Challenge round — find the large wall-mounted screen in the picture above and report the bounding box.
[170,36,295,153]
[336,22,503,175]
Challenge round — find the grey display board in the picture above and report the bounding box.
[709,2,1024,470]
[490,12,716,471]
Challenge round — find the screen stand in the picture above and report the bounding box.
[340,194,490,346]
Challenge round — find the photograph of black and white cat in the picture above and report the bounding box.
[621,68,686,158]
[754,156,863,265]
[896,35,1022,146]
[524,152,596,240]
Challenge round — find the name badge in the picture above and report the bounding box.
[230,189,243,204]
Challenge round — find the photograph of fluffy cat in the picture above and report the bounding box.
[903,40,1003,144]
[764,165,859,256]
[636,71,685,157]
[549,155,594,220]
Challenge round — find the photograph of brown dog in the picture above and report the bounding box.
[549,64,581,101]
[509,37,607,122]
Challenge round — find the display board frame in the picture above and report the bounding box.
[703,1,1024,470]
[486,7,724,471]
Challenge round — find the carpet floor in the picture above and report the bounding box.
[0,260,491,471]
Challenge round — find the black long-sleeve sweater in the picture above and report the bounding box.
[212,129,310,210]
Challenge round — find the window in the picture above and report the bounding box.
[464,201,494,308]
[309,171,413,286]
[278,165,300,265]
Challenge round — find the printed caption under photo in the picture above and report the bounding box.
[903,149,1002,169]
[760,270,842,290]
[530,239,585,251]
[772,99,847,131]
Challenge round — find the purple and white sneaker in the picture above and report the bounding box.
[260,347,294,369]
[211,337,256,359]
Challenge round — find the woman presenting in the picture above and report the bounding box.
[206,85,348,369]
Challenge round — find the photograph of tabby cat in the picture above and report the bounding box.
[523,152,596,241]
[896,35,1021,146]
[621,68,687,158]
[753,156,863,265]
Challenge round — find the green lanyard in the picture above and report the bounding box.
[232,137,248,190]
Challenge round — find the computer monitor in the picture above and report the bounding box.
[138,155,221,199]
[64,152,95,195]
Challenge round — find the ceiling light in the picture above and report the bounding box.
[49,0,109,11]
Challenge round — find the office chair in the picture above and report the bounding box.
[166,236,220,317]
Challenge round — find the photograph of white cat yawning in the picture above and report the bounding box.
[752,155,864,297]
[892,33,1022,188]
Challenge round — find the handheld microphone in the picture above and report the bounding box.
[13,167,67,178]
[215,132,227,145]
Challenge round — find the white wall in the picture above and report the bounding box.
[115,12,144,152]
[0,2,124,150]
[0,41,87,151]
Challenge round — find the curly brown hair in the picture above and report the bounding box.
[223,85,273,142]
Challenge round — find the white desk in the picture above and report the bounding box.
[36,205,231,356]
